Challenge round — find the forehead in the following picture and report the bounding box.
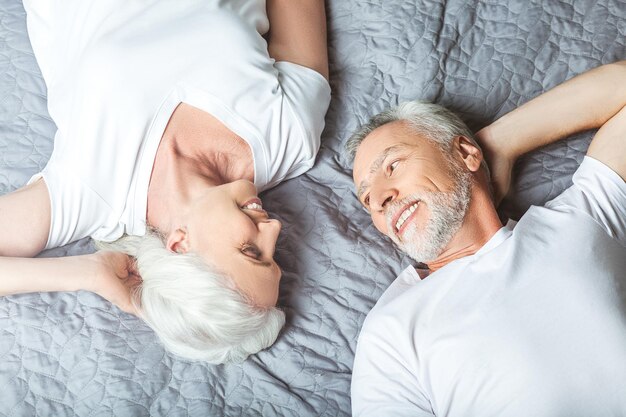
[353,120,424,180]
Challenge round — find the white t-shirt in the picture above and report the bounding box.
[352,156,626,417]
[23,0,330,248]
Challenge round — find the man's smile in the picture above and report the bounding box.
[391,200,420,237]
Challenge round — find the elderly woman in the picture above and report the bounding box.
[0,0,330,363]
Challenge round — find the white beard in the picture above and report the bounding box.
[386,165,472,263]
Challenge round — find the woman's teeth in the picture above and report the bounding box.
[395,202,419,231]
[243,202,263,210]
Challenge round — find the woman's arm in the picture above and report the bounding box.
[266,0,329,80]
[0,179,50,257]
[0,180,139,314]
[0,251,140,315]
[477,61,626,202]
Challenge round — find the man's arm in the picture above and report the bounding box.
[587,104,626,180]
[476,61,626,201]
[266,0,329,80]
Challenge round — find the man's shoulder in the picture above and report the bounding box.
[359,261,465,339]
[358,266,422,334]
[546,156,626,209]
[540,156,626,245]
[371,265,421,307]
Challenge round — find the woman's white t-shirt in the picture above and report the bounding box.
[24,0,331,248]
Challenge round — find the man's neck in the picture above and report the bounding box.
[427,189,503,272]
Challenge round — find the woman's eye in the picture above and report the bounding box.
[242,244,262,259]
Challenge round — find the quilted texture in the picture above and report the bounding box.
[1,0,625,415]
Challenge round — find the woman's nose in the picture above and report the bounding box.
[258,218,282,254]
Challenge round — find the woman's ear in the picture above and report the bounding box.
[166,227,190,254]
[456,136,483,172]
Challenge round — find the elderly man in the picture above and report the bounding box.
[348,61,626,416]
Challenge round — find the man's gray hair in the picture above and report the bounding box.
[98,231,285,364]
[345,100,489,175]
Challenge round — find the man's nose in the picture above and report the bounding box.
[370,185,397,212]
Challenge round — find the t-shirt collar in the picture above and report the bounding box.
[474,219,516,257]
[413,219,517,280]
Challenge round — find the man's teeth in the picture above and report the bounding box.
[395,202,418,231]
[243,202,263,210]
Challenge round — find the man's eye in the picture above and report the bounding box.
[389,160,400,173]
[241,244,262,259]
[363,195,370,207]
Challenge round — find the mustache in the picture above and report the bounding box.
[384,193,427,234]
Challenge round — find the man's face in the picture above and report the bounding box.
[352,121,472,263]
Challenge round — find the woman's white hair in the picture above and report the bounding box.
[345,100,490,177]
[97,230,285,364]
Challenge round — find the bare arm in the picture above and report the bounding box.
[0,251,140,315]
[477,61,626,202]
[586,102,626,180]
[266,0,329,80]
[0,255,93,295]
[0,179,50,257]
[0,180,138,314]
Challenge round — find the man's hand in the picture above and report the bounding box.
[475,127,517,205]
[474,61,626,203]
[88,251,142,316]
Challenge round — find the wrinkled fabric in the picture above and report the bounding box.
[1,0,625,415]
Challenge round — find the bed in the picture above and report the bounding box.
[1,0,624,415]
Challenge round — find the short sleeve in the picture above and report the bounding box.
[263,61,330,187]
[545,156,626,246]
[351,322,435,417]
[23,0,93,89]
[23,0,63,87]
[30,158,113,249]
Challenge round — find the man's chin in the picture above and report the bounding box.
[396,238,443,265]
[405,248,441,265]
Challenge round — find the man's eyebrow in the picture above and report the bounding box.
[357,144,405,199]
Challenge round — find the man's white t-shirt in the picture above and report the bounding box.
[352,156,626,417]
[23,0,330,248]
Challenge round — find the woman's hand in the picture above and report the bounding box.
[87,251,142,316]
[475,126,517,206]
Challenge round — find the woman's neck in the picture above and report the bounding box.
[146,103,254,233]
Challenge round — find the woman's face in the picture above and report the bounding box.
[179,180,282,307]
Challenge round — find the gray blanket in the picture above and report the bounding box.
[1,0,624,415]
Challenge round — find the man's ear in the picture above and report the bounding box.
[455,136,483,172]
[166,227,190,254]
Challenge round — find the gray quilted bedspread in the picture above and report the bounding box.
[1,0,624,415]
